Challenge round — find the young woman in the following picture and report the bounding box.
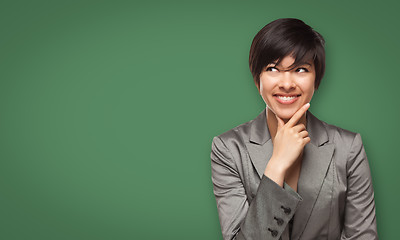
[210,18,378,240]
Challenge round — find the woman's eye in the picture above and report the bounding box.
[296,68,309,73]
[266,67,278,72]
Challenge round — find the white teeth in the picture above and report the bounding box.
[277,96,297,101]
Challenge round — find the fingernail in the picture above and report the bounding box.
[305,103,310,107]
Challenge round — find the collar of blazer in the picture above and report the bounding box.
[244,108,335,239]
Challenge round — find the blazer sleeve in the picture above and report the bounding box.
[341,133,378,239]
[210,136,303,240]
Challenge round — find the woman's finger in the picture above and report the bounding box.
[287,103,310,128]
[293,123,306,132]
[298,130,309,138]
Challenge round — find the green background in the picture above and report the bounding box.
[0,0,398,239]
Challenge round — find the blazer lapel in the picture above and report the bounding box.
[291,111,334,240]
[244,108,335,240]
[245,108,273,179]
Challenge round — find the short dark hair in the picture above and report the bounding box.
[249,18,325,90]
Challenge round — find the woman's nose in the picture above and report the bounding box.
[278,72,296,90]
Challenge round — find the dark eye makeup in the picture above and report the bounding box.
[265,65,311,72]
[266,67,278,71]
[296,67,309,72]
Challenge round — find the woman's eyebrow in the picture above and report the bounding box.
[296,62,312,66]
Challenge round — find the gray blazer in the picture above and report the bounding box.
[210,108,378,240]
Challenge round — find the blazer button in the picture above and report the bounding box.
[274,216,284,226]
[268,228,278,237]
[281,206,291,215]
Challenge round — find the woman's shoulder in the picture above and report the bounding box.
[212,108,271,146]
[311,112,363,149]
[212,117,254,148]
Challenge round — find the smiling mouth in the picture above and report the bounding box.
[273,94,301,104]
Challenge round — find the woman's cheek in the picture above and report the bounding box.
[261,90,272,106]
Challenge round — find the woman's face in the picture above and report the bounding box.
[257,55,316,121]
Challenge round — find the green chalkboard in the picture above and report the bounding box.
[0,0,398,239]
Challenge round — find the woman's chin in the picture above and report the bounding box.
[276,111,296,121]
[267,105,305,121]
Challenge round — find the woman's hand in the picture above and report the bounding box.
[272,103,311,170]
[264,103,311,186]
